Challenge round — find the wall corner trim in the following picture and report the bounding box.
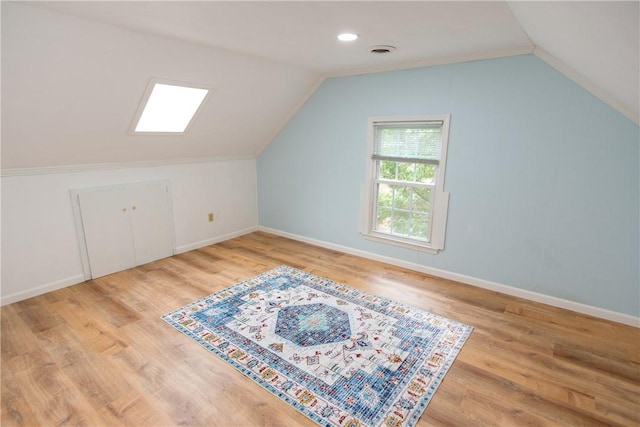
[257,226,640,328]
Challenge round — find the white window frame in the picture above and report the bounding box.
[361,115,451,254]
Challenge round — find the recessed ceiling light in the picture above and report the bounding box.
[337,33,358,42]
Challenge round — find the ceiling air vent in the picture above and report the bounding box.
[370,45,396,54]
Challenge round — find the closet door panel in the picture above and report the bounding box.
[78,188,136,278]
[128,182,174,266]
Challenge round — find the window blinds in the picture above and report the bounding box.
[372,121,443,164]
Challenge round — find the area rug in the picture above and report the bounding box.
[162,265,472,427]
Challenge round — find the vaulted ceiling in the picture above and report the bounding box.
[2,1,638,170]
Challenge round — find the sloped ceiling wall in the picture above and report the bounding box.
[1,3,318,169]
[1,1,638,170]
[508,1,639,125]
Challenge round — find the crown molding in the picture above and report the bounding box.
[256,46,536,157]
[323,45,536,79]
[0,154,256,177]
[255,45,638,159]
[533,47,639,125]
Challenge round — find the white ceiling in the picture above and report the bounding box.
[18,1,535,73]
[2,1,638,170]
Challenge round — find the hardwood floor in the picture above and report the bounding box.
[2,231,639,426]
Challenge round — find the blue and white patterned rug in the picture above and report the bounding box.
[162,265,472,427]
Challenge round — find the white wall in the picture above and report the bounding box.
[1,158,258,304]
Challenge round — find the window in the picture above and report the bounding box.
[130,78,212,135]
[362,115,451,253]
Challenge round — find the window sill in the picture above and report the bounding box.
[361,232,442,254]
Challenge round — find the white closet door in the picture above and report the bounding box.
[128,182,174,266]
[78,187,136,278]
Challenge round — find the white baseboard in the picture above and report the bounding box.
[0,274,86,306]
[1,227,258,306]
[258,226,639,328]
[4,227,636,328]
[175,226,258,254]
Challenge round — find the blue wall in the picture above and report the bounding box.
[258,54,639,317]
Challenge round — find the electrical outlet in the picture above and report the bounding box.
[208,212,214,222]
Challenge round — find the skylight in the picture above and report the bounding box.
[132,79,211,134]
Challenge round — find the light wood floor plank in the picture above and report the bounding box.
[2,231,639,426]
